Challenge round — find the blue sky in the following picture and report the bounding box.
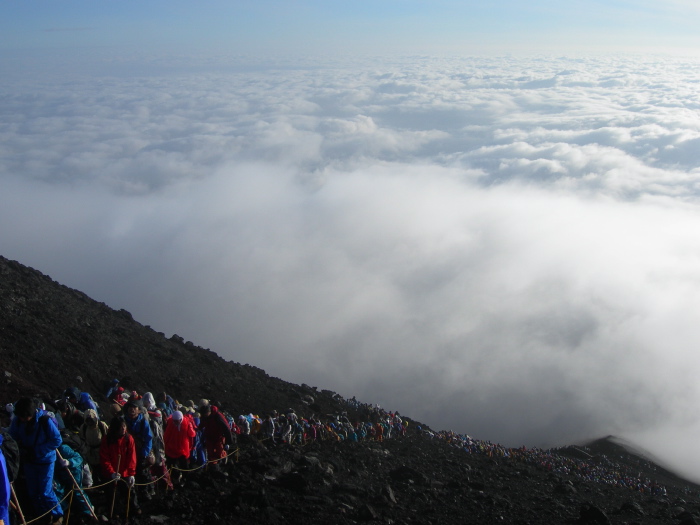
[3,0,700,55]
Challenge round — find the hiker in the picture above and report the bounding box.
[10,397,64,525]
[278,414,291,444]
[198,403,232,469]
[155,392,173,419]
[237,415,250,436]
[79,409,109,483]
[261,414,276,445]
[123,400,154,500]
[76,391,98,414]
[164,410,196,487]
[105,379,120,402]
[189,409,207,467]
[108,386,127,410]
[100,415,139,516]
[143,400,168,492]
[374,421,384,442]
[56,399,85,432]
[306,419,318,441]
[62,387,81,407]
[54,442,94,521]
[250,414,262,437]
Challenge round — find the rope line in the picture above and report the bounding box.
[18,429,386,521]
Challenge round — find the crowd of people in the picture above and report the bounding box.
[0,379,412,525]
[0,379,682,525]
[426,429,671,496]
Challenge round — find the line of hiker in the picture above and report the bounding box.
[0,378,679,525]
[0,379,410,525]
[424,429,670,497]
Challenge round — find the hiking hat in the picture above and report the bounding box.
[172,410,183,421]
[124,399,141,409]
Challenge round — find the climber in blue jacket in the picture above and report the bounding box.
[9,397,63,525]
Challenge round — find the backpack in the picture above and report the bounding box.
[0,429,20,482]
[76,392,97,412]
[61,429,89,460]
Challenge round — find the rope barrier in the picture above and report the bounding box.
[10,412,408,524]
[83,477,119,491]
[128,446,241,487]
[12,425,407,525]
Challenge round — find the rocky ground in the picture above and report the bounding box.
[2,253,700,525]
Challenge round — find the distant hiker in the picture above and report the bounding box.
[237,415,250,439]
[123,400,154,500]
[155,391,174,419]
[56,399,85,432]
[124,400,153,460]
[142,392,157,411]
[109,386,127,408]
[164,410,196,487]
[63,386,81,406]
[144,400,169,492]
[278,414,291,444]
[250,415,262,436]
[375,421,384,442]
[307,419,318,441]
[261,414,277,445]
[191,424,207,467]
[100,415,139,516]
[10,397,64,525]
[198,403,232,469]
[79,408,109,482]
[105,379,120,401]
[142,394,166,461]
[76,391,98,414]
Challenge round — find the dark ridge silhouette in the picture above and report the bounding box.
[1,253,699,524]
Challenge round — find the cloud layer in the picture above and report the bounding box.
[3,53,700,476]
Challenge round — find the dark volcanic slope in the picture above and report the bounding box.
[0,255,355,418]
[2,253,700,525]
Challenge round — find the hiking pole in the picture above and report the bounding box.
[10,483,27,525]
[56,450,99,521]
[110,454,121,519]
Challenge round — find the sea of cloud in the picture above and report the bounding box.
[3,52,700,478]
